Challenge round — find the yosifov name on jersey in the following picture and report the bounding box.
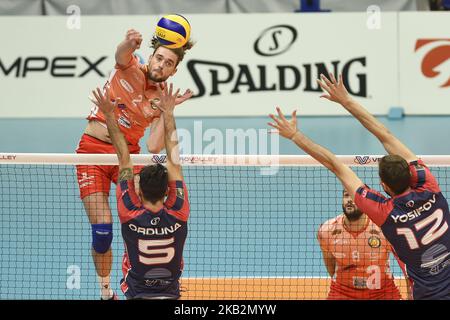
[391,194,437,224]
[128,223,182,236]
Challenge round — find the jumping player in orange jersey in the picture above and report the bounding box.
[76,29,194,300]
[318,189,408,300]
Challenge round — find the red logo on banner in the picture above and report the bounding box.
[415,39,450,88]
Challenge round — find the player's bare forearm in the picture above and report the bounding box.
[104,113,132,172]
[163,111,183,180]
[342,99,391,140]
[115,29,142,66]
[115,40,135,66]
[342,100,416,161]
[291,131,363,197]
[317,74,416,162]
[147,116,166,154]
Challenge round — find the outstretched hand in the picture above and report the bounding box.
[268,107,298,140]
[90,87,117,115]
[175,88,194,106]
[317,73,352,106]
[156,82,180,114]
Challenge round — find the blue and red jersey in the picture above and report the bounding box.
[355,159,450,300]
[116,177,190,299]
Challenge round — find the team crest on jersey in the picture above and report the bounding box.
[150,98,160,110]
[368,236,381,248]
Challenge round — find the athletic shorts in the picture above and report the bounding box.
[76,134,143,199]
[327,280,402,300]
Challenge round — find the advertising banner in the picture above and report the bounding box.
[0,13,415,117]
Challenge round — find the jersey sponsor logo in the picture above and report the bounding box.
[406,200,415,208]
[391,194,437,223]
[128,222,182,236]
[150,217,160,226]
[118,116,131,129]
[121,109,130,118]
[421,244,450,275]
[368,236,381,248]
[176,188,184,198]
[119,78,134,93]
[144,279,171,287]
[333,239,349,245]
[331,229,342,236]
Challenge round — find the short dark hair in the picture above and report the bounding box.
[139,164,168,204]
[378,155,411,195]
[150,36,194,65]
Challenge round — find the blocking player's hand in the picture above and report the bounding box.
[268,107,298,140]
[156,82,180,114]
[125,29,143,49]
[175,89,194,106]
[90,87,117,115]
[317,73,352,106]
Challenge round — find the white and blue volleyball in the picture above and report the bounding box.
[155,14,191,49]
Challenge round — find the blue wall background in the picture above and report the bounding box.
[1,116,449,154]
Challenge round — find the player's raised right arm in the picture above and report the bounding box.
[115,29,143,67]
[157,83,183,181]
[317,73,417,163]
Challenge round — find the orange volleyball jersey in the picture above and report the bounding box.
[317,214,398,291]
[87,55,161,146]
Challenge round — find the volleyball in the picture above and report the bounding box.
[155,14,191,49]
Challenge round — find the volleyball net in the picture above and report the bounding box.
[1,153,449,300]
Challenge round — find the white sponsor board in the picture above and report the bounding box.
[0,13,401,117]
[398,12,450,115]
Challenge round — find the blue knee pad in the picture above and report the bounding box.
[92,224,113,254]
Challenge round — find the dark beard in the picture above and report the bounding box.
[342,204,363,222]
[147,71,166,83]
